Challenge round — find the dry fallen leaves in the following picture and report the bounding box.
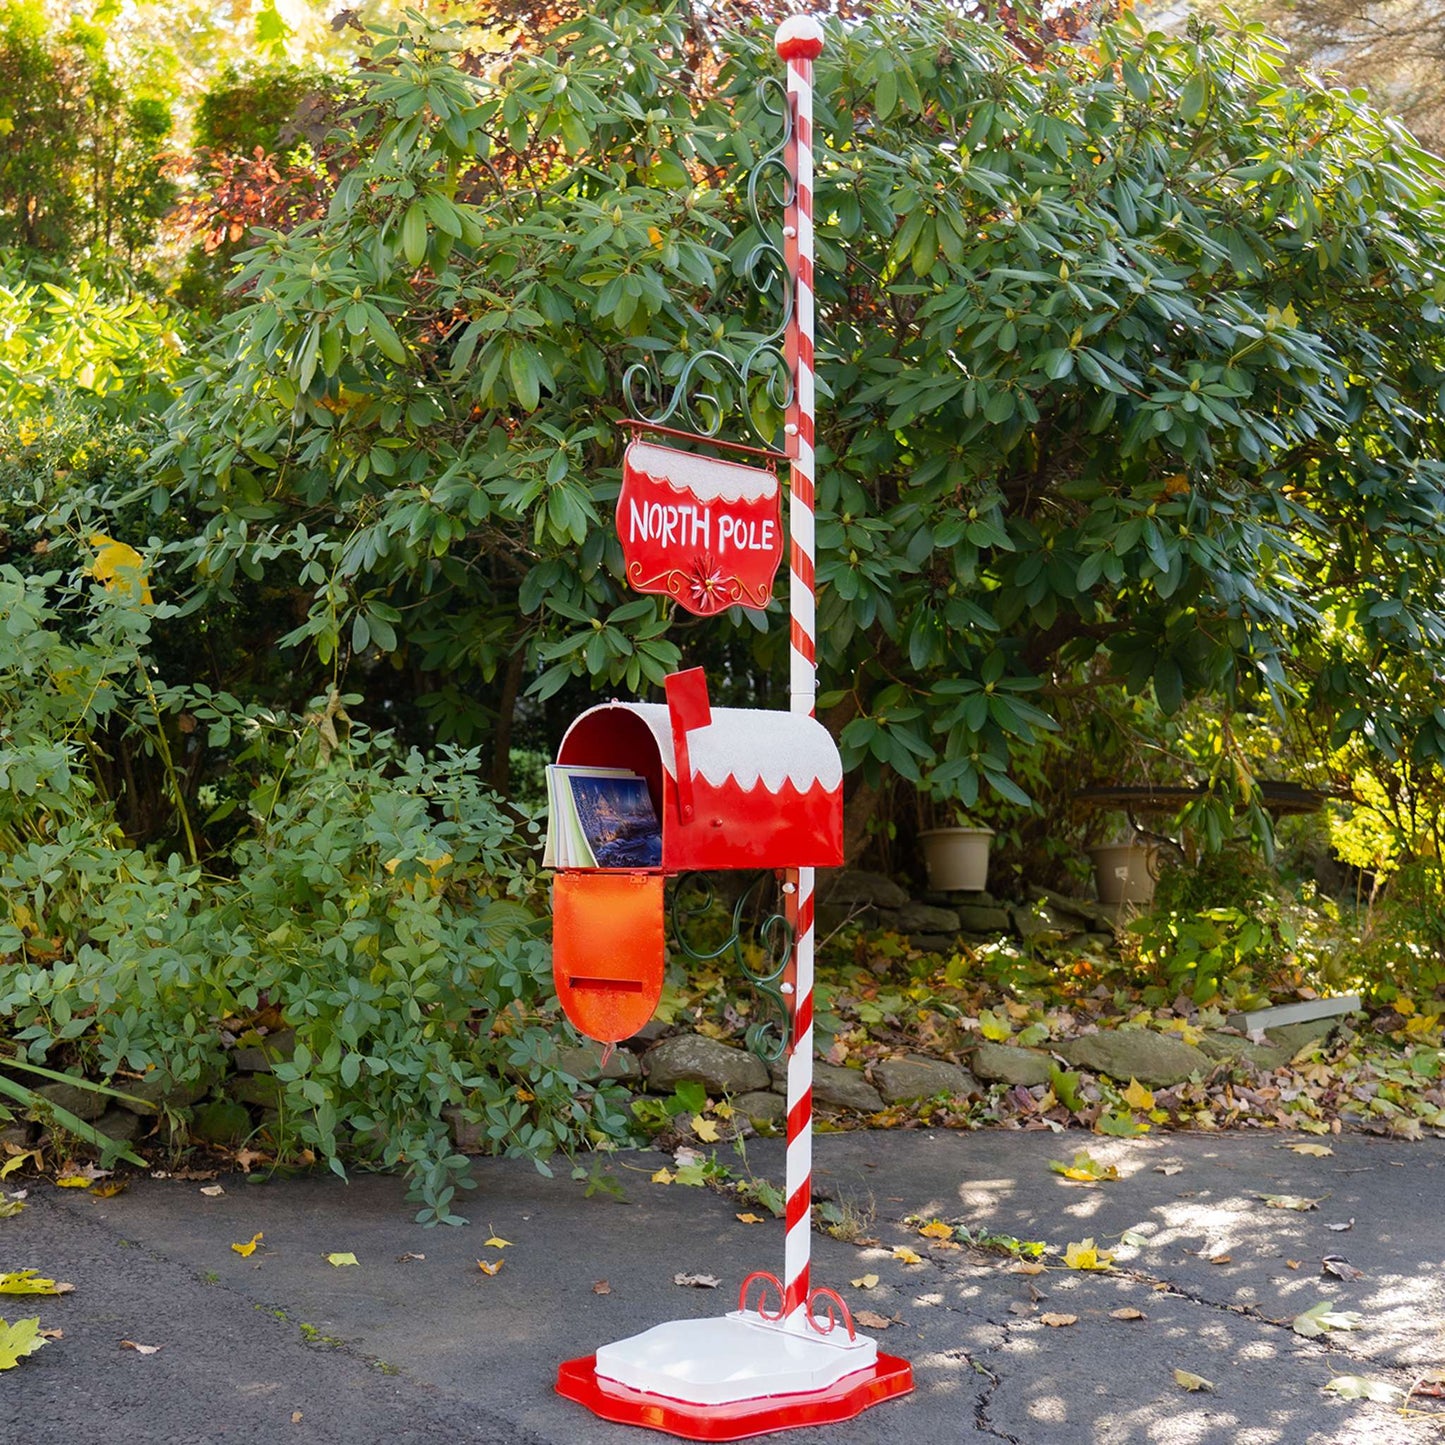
[1326,1219,1355,1233]
[854,1309,894,1330]
[892,1246,924,1266]
[200,1185,225,1198]
[396,1252,425,1264]
[1154,1164,1184,1177]
[476,1260,504,1277]
[1321,1255,1365,1282]
[1040,1313,1077,1327]
[592,1280,611,1295]
[851,1274,880,1290]
[918,1221,955,1240]
[482,1235,513,1250]
[92,1180,127,1199]
[1111,1308,1147,1321]
[691,1116,721,1144]
[120,1339,161,1355]
[1122,1078,1155,1111]
[1174,1369,1215,1392]
[325,1253,359,1268]
[1259,1194,1325,1212]
[735,1213,764,1225]
[674,1272,720,1289]
[1281,1143,1333,1157]
[231,1233,263,1258]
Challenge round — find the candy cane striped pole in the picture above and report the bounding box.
[776,11,824,1325]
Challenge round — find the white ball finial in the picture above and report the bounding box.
[775,14,825,61]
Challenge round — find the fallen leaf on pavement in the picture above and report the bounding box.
[1174,1369,1214,1392]
[482,1236,512,1249]
[1326,1219,1355,1232]
[918,1221,955,1239]
[674,1272,720,1289]
[1154,1164,1183,1176]
[292,1411,303,1423]
[1208,1254,1232,1266]
[1321,1255,1364,1282]
[691,1116,720,1144]
[120,1340,161,1354]
[0,1270,72,1296]
[592,1280,611,1295]
[1111,1308,1146,1321]
[1015,1261,1046,1275]
[855,1309,894,1330]
[0,1317,49,1369]
[1326,1375,1400,1403]
[892,1246,924,1265]
[1281,1143,1333,1157]
[1292,1301,1363,1338]
[1040,1313,1077,1327]
[0,1200,24,1219]
[200,1185,225,1198]
[1122,1079,1155,1111]
[1285,1260,1302,1270]
[651,1168,676,1185]
[735,1213,764,1225]
[851,1273,880,1290]
[476,1260,503,1276]
[1063,1239,1114,1271]
[92,1180,127,1199]
[1260,1194,1325,1212]
[396,1253,424,1263]
[231,1233,263,1258]
[325,1253,358,1267]
[1048,1150,1118,1184]
[235,1148,268,1174]
[54,1176,92,1190]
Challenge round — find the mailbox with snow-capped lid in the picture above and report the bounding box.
[550,669,842,1043]
[556,669,843,872]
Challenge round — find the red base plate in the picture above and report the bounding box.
[556,1352,914,1441]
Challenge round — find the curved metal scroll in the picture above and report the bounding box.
[623,76,795,448]
[670,872,794,1063]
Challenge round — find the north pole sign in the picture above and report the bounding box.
[617,440,783,616]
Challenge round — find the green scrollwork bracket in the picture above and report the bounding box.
[670,872,794,1064]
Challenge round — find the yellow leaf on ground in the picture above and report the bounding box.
[735,1213,764,1225]
[1282,1143,1333,1157]
[482,1236,513,1249]
[691,1116,720,1143]
[0,1154,35,1180]
[651,1168,675,1184]
[892,1246,923,1265]
[0,1271,71,1296]
[1174,1369,1214,1392]
[0,1316,49,1369]
[918,1221,954,1239]
[1049,1150,1118,1184]
[54,1176,92,1190]
[979,1010,1012,1042]
[1260,1194,1324,1212]
[1040,1313,1077,1327]
[1122,1078,1155,1111]
[1393,997,1417,1016]
[325,1253,358,1267]
[1063,1239,1114,1271]
[232,1232,263,1258]
[476,1259,503,1276]
[851,1274,880,1289]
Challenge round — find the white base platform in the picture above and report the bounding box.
[594,1311,879,1405]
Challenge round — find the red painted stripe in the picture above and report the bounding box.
[798,253,814,289]
[798,412,815,447]
[791,469,815,507]
[792,549,815,593]
[790,617,816,663]
[798,894,815,932]
[784,1266,809,1317]
[798,333,814,371]
[793,989,813,1040]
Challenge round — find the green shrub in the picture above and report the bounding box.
[0,562,630,1223]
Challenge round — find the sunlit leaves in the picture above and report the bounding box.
[0,1317,48,1370]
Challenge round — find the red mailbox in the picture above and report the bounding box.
[556,682,843,873]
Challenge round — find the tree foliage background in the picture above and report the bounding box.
[5,0,1445,1206]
